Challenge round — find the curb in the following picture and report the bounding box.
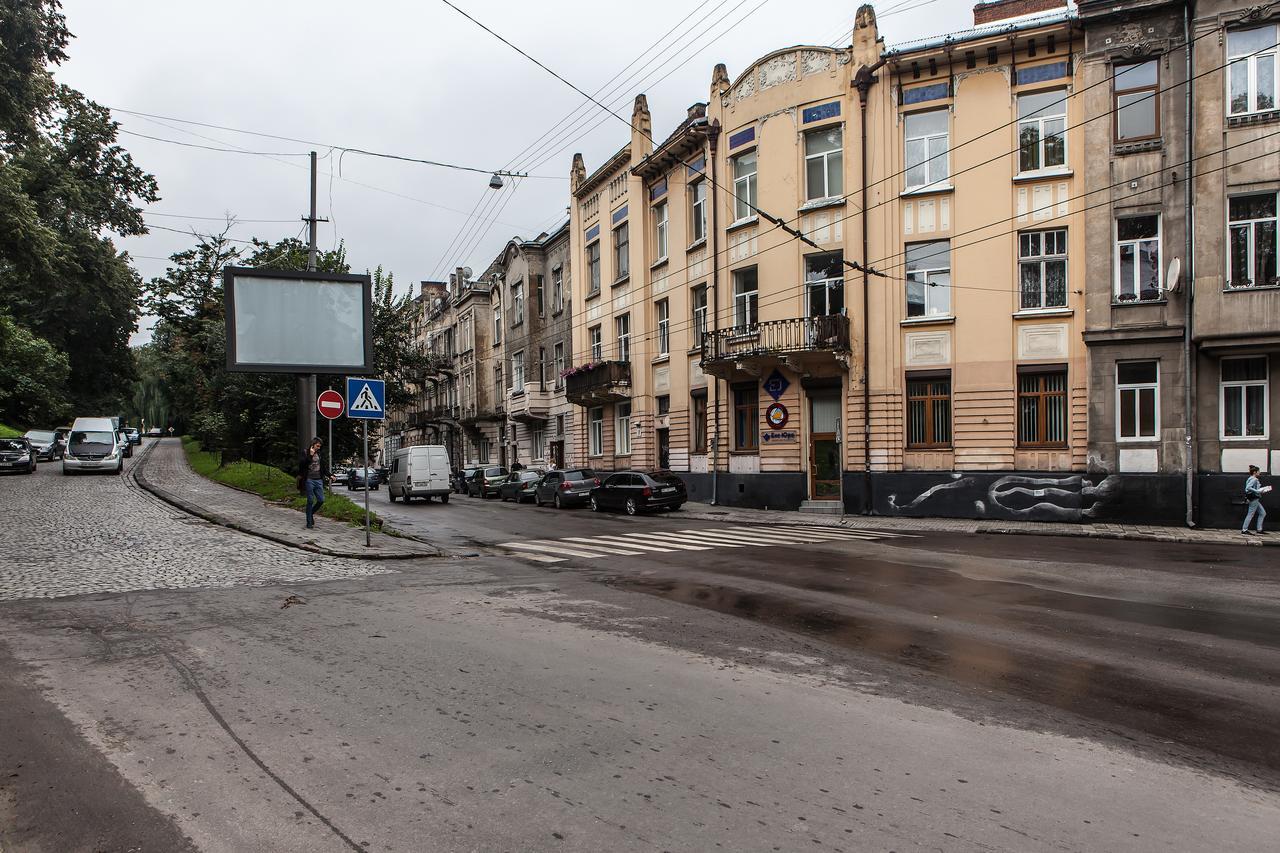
[132,442,441,561]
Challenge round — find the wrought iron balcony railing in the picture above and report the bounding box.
[564,360,632,406]
[701,314,850,365]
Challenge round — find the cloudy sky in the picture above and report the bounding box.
[58,0,976,343]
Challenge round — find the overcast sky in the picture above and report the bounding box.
[58,0,976,344]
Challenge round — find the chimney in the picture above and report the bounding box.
[973,0,1065,26]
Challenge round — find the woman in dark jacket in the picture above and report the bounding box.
[297,437,329,529]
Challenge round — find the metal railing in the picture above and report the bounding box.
[564,360,632,404]
[701,314,850,363]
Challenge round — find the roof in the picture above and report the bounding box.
[884,7,1078,57]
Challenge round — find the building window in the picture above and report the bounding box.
[692,284,709,345]
[906,373,951,448]
[1017,370,1068,447]
[1117,361,1159,441]
[904,109,949,189]
[615,401,632,455]
[1228,193,1278,289]
[805,252,844,316]
[692,392,708,453]
[1019,229,1068,309]
[511,281,524,326]
[511,351,524,392]
[1228,25,1278,116]
[732,149,757,220]
[494,364,502,396]
[804,125,843,200]
[1221,356,1269,438]
[656,394,670,415]
[556,413,565,436]
[478,438,490,464]
[1115,215,1161,302]
[654,200,668,259]
[534,274,544,317]
[733,267,759,329]
[656,298,670,356]
[493,305,502,344]
[690,180,707,243]
[615,313,630,362]
[589,407,604,455]
[552,266,564,311]
[553,342,565,387]
[1114,60,1159,142]
[905,241,951,318]
[589,325,602,361]
[613,221,629,281]
[733,384,758,451]
[1017,89,1066,173]
[532,428,546,460]
[587,240,601,294]
[537,346,546,387]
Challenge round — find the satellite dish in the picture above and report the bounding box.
[1165,257,1181,292]
[462,266,473,280]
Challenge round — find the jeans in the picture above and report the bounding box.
[1243,499,1266,532]
[305,478,325,527]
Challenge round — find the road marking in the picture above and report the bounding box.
[556,537,645,556]
[499,541,611,559]
[723,526,879,542]
[695,528,828,545]
[517,553,566,563]
[573,535,678,553]
[614,533,713,551]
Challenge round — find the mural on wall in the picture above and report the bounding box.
[886,473,1122,522]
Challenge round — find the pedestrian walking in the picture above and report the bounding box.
[297,437,328,530]
[1241,464,1269,535]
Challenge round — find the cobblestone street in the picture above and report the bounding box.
[0,443,391,601]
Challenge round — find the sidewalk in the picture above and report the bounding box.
[134,439,440,560]
[678,502,1274,547]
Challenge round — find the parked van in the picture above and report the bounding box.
[387,445,451,504]
[63,417,124,475]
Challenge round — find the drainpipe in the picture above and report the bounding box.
[1183,6,1196,527]
[709,120,723,505]
[855,58,886,514]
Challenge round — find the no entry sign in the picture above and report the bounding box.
[317,389,345,420]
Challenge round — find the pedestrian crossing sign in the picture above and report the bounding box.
[345,377,385,420]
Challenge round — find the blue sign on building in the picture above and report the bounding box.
[763,369,790,401]
[346,377,386,420]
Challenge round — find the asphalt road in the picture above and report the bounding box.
[1,462,1278,852]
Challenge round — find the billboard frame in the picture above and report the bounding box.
[223,266,374,374]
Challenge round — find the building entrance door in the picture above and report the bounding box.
[550,440,564,469]
[808,394,841,499]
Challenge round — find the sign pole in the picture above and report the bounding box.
[327,385,333,475]
[363,419,370,548]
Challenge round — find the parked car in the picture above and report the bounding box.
[345,467,379,491]
[0,437,36,474]
[467,465,509,498]
[374,464,390,485]
[23,429,62,461]
[124,427,141,446]
[63,417,124,475]
[590,470,686,515]
[455,467,478,494]
[533,468,599,508]
[499,469,545,503]
[146,427,162,436]
[388,445,452,503]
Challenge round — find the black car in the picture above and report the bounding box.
[345,467,379,491]
[23,429,62,461]
[499,469,544,503]
[454,467,477,494]
[124,427,141,446]
[590,470,686,515]
[467,465,509,498]
[0,437,36,474]
[533,468,599,508]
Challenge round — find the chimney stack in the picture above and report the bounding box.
[972,0,1065,26]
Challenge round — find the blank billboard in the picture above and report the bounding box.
[224,267,373,373]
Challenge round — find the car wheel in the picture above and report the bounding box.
[624,498,638,516]
[389,490,397,503]
[535,493,543,507]
[556,493,565,509]
[116,461,124,475]
[590,495,600,512]
[441,493,449,504]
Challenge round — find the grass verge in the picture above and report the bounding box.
[0,424,22,438]
[181,437,385,531]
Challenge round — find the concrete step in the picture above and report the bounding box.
[799,500,843,515]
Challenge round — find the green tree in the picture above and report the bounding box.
[0,312,70,426]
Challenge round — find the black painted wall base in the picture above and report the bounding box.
[678,472,808,511]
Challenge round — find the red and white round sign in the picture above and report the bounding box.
[317,389,345,420]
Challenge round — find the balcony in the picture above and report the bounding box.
[507,385,551,422]
[701,315,851,377]
[564,360,632,406]
[458,400,505,424]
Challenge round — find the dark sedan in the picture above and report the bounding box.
[454,467,478,494]
[23,429,62,461]
[467,466,509,498]
[533,468,598,508]
[345,467,379,491]
[590,470,686,515]
[0,437,36,474]
[499,469,545,503]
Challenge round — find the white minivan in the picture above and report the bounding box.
[387,445,452,504]
[63,417,124,475]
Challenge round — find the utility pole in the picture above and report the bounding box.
[297,150,329,456]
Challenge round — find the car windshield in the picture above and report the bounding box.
[520,472,541,482]
[70,431,113,447]
[25,430,55,442]
[485,467,506,477]
[564,469,596,481]
[0,438,27,451]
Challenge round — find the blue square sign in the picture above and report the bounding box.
[762,369,790,401]
[345,377,385,420]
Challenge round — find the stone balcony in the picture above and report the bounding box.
[564,361,632,407]
[700,315,850,378]
[507,385,552,422]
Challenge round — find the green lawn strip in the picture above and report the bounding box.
[0,424,23,438]
[180,438,384,531]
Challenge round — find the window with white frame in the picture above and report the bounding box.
[615,313,630,362]
[905,241,951,318]
[478,438,491,464]
[552,266,564,311]
[613,221,629,280]
[511,351,524,393]
[1019,229,1068,309]
[588,407,604,455]
[587,240,601,294]
[805,252,844,316]
[492,304,502,344]
[1115,214,1161,302]
[804,125,843,200]
[1117,361,1159,441]
[589,325,602,361]
[1228,193,1278,289]
[692,284,708,345]
[511,281,524,326]
[1221,356,1269,438]
[615,401,632,455]
[904,109,949,189]
[532,427,546,460]
[1114,60,1159,142]
[553,341,565,387]
[656,298,670,356]
[653,201,668,260]
[1228,25,1278,116]
[1017,90,1067,173]
[690,180,707,243]
[733,267,759,329]
[732,150,757,220]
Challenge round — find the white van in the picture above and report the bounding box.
[63,417,124,475]
[388,445,451,504]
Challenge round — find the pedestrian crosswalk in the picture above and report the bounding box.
[498,524,916,563]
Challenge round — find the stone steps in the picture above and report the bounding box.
[799,500,843,515]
